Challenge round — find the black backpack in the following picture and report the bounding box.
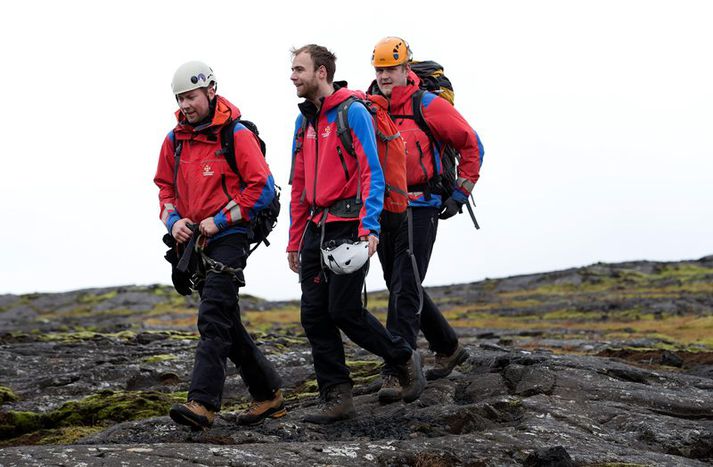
[370,61,480,229]
[173,118,281,254]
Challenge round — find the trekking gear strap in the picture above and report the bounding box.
[173,140,183,199]
[466,194,480,229]
[195,237,246,287]
[318,210,329,283]
[176,223,198,273]
[406,207,424,315]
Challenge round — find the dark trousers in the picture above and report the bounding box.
[299,220,412,395]
[377,207,459,375]
[188,234,282,411]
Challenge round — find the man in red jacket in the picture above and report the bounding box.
[154,61,284,430]
[368,37,485,403]
[288,45,425,423]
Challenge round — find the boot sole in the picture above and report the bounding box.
[425,347,469,381]
[169,406,212,431]
[237,405,287,425]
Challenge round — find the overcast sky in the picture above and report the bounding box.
[1,0,711,300]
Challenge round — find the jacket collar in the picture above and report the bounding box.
[174,95,240,135]
[388,70,421,110]
[298,82,356,123]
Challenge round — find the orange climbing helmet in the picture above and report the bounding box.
[371,37,412,67]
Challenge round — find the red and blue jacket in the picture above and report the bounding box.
[288,85,385,252]
[154,95,276,241]
[370,71,483,208]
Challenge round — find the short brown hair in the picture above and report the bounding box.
[291,44,337,84]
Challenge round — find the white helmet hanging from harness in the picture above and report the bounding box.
[321,239,370,275]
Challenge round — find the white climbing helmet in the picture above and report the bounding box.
[321,240,370,275]
[171,61,216,95]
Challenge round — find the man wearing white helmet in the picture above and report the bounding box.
[155,61,285,430]
[288,44,425,424]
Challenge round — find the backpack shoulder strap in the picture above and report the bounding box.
[289,116,308,185]
[219,119,241,176]
[336,96,358,158]
[172,132,183,199]
[411,90,434,141]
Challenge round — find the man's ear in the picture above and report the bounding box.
[207,85,216,99]
[317,65,327,81]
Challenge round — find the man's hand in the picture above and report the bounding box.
[361,235,379,257]
[199,217,219,237]
[172,218,195,244]
[287,252,300,274]
[439,197,463,220]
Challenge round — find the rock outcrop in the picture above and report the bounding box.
[1,256,712,465]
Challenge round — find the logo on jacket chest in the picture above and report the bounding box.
[320,124,333,139]
[202,164,214,176]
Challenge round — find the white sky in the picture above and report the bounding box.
[1,0,711,300]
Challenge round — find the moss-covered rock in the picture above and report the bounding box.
[0,390,186,441]
[0,386,19,405]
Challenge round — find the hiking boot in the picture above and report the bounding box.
[378,374,402,404]
[399,350,426,403]
[425,344,469,381]
[237,390,287,425]
[169,400,216,430]
[303,383,355,424]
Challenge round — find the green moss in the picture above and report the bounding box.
[34,330,138,343]
[0,411,43,440]
[142,354,177,364]
[347,359,382,386]
[0,390,186,441]
[0,386,19,405]
[78,290,118,304]
[287,380,319,401]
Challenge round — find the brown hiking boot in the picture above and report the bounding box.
[425,344,469,381]
[399,350,426,403]
[169,400,216,430]
[303,383,355,424]
[237,390,287,425]
[378,374,402,404]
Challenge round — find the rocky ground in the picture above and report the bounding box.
[0,256,712,466]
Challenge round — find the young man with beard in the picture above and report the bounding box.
[288,45,425,423]
[368,37,484,403]
[155,61,285,430]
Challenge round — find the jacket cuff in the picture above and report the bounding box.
[358,227,378,239]
[166,213,181,234]
[214,211,228,231]
[451,188,469,204]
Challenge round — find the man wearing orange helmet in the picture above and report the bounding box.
[368,37,484,403]
[288,44,425,423]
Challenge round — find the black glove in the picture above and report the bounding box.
[438,197,463,220]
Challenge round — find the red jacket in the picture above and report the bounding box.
[154,96,274,235]
[375,71,483,207]
[288,86,385,251]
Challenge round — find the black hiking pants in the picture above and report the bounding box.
[377,207,459,376]
[188,234,282,411]
[299,220,412,396]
